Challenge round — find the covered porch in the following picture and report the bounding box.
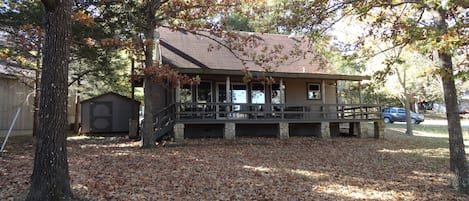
[149,68,385,141]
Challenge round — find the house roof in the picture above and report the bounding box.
[159,28,369,81]
[81,92,140,104]
[0,60,34,79]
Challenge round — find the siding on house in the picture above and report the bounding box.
[0,76,34,136]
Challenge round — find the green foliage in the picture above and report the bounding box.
[221,13,255,32]
[0,1,136,97]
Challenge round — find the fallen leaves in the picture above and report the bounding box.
[1,132,468,200]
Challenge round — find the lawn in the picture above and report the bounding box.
[1,125,469,201]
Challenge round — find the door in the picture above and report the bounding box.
[216,83,247,118]
[216,83,228,118]
[90,101,112,132]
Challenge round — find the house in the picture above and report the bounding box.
[147,28,383,141]
[0,61,35,136]
[81,92,140,134]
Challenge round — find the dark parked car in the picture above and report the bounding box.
[382,107,424,124]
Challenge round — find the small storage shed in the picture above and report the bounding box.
[81,92,140,133]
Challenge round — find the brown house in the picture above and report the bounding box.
[148,28,383,141]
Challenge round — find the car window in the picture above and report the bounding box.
[398,109,405,113]
[383,108,390,112]
[391,108,397,113]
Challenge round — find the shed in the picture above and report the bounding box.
[0,61,34,136]
[81,92,140,133]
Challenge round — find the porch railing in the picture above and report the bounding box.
[153,104,176,139]
[174,102,382,122]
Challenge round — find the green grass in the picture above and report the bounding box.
[384,123,469,137]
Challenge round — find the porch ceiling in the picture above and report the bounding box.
[174,67,369,81]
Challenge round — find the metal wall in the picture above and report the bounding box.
[0,76,34,136]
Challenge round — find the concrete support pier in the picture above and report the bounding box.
[174,123,184,143]
[320,122,331,138]
[279,122,289,139]
[358,122,369,138]
[374,120,385,139]
[224,123,236,139]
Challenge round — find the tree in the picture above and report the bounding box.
[26,0,73,199]
[268,0,469,193]
[221,13,255,32]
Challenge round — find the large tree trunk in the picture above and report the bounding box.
[142,26,158,148]
[403,94,413,136]
[141,1,166,148]
[396,67,413,135]
[440,51,469,193]
[435,9,469,194]
[26,0,73,200]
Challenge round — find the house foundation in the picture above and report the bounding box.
[279,122,289,139]
[170,120,384,140]
[224,123,236,139]
[174,123,184,142]
[320,122,331,138]
[374,120,385,139]
[358,122,369,138]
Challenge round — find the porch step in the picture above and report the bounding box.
[154,118,175,141]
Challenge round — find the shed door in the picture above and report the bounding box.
[90,101,112,132]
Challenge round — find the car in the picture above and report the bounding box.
[382,107,424,124]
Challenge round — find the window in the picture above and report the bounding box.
[197,82,212,103]
[271,84,282,104]
[232,84,247,111]
[307,83,321,100]
[180,85,192,103]
[251,83,265,104]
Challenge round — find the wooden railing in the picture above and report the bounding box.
[153,104,176,139]
[174,102,382,122]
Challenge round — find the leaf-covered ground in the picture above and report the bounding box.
[1,129,469,201]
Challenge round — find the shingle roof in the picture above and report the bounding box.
[0,60,34,79]
[159,28,334,75]
[81,92,140,104]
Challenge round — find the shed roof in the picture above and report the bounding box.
[0,60,34,79]
[159,28,368,81]
[81,92,140,104]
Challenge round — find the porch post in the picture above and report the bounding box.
[175,81,181,103]
[226,76,231,102]
[226,76,231,118]
[175,81,181,119]
[358,81,363,119]
[280,79,285,119]
[358,81,363,104]
[224,122,235,139]
[279,79,285,104]
[174,123,184,143]
[279,122,289,139]
[321,80,326,118]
